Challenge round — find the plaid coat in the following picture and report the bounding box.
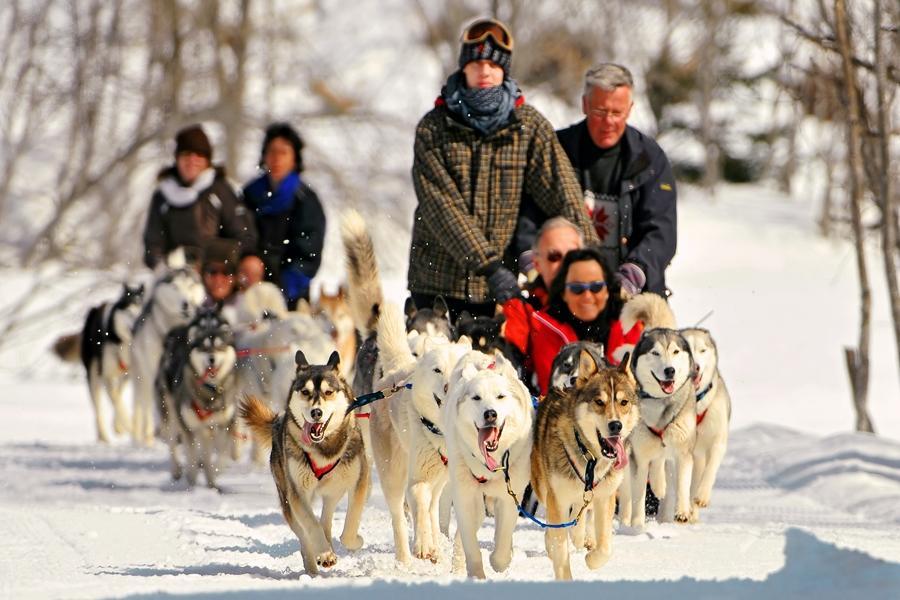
[409,100,596,303]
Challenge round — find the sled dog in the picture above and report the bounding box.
[548,341,607,393]
[444,352,533,579]
[621,327,696,528]
[531,349,638,580]
[74,283,145,442]
[318,286,357,378]
[157,308,239,488]
[130,266,205,445]
[367,301,471,563]
[681,327,731,516]
[241,351,369,576]
[234,312,337,463]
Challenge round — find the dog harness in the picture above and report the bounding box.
[303,451,341,480]
[566,429,600,489]
[418,416,449,466]
[192,401,216,421]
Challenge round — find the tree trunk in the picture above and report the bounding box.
[873,0,900,382]
[835,0,874,433]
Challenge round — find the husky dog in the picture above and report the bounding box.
[130,267,206,445]
[405,296,454,340]
[157,308,239,488]
[318,286,357,379]
[366,301,471,564]
[444,352,533,579]
[532,350,638,580]
[549,341,607,393]
[681,328,731,516]
[622,327,696,528]
[68,284,144,442]
[241,351,369,576]
[235,313,338,463]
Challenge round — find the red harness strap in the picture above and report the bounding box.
[696,409,709,426]
[439,452,448,466]
[472,472,488,484]
[304,451,341,480]
[648,424,666,439]
[192,402,215,421]
[354,413,371,419]
[118,360,128,373]
[236,345,292,358]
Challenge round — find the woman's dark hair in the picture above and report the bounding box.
[547,246,624,324]
[259,122,304,173]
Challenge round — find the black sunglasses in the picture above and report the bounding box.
[542,250,564,263]
[565,280,607,295]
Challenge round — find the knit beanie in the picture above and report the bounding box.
[458,19,513,75]
[174,125,213,160]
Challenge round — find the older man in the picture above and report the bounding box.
[557,63,677,297]
[407,17,596,322]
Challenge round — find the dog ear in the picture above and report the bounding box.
[432,295,449,319]
[327,350,341,369]
[457,310,473,329]
[295,350,309,369]
[576,349,599,384]
[618,352,634,379]
[404,296,418,318]
[457,334,473,350]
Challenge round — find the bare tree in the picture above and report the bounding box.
[835,0,874,432]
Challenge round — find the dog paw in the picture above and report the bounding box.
[316,551,338,568]
[584,535,596,551]
[693,496,709,508]
[585,548,611,570]
[413,543,437,562]
[340,534,364,551]
[489,550,511,573]
[674,512,691,523]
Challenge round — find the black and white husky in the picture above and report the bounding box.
[157,308,239,489]
[79,284,145,442]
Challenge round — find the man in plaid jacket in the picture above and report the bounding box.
[408,17,596,320]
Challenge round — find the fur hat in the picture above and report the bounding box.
[202,238,239,273]
[174,124,212,160]
[458,18,513,75]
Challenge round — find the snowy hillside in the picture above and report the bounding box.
[1,183,899,598]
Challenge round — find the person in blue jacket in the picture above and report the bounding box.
[242,123,326,308]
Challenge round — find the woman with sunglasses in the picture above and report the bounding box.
[524,247,643,395]
[407,17,596,321]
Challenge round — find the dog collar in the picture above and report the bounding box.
[303,450,341,480]
[420,416,444,437]
[571,429,599,490]
[638,389,655,400]
[695,383,714,402]
[192,401,215,421]
[647,424,667,439]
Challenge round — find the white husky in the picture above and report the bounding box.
[129,267,205,445]
[368,302,469,564]
[443,352,533,579]
[681,327,731,517]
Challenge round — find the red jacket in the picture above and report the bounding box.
[503,300,643,396]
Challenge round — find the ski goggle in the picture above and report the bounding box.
[565,280,608,295]
[461,19,514,52]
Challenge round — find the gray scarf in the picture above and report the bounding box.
[443,71,520,136]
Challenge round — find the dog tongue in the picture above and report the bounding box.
[611,437,628,470]
[478,427,500,471]
[301,422,314,446]
[661,380,675,394]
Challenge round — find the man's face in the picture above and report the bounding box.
[202,262,235,301]
[535,226,583,286]
[582,85,632,149]
[463,59,504,89]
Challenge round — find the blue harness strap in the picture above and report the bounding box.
[345,382,413,415]
[500,451,588,530]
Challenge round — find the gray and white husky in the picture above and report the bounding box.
[79,283,145,442]
[681,327,731,518]
[130,266,206,445]
[157,308,239,489]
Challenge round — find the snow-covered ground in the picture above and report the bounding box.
[1,184,899,599]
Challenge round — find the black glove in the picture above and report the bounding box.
[481,260,521,304]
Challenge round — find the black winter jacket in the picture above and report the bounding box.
[143,167,258,269]
[557,122,677,296]
[242,178,326,282]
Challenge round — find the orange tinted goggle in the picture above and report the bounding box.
[462,19,514,52]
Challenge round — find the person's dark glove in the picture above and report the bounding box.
[615,262,646,296]
[281,268,311,302]
[481,260,521,304]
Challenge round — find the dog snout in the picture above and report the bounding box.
[310,407,323,422]
[608,420,622,435]
[663,366,675,379]
[483,409,497,425]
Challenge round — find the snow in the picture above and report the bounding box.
[2,183,900,598]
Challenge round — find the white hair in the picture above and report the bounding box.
[583,63,634,97]
[532,217,584,252]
